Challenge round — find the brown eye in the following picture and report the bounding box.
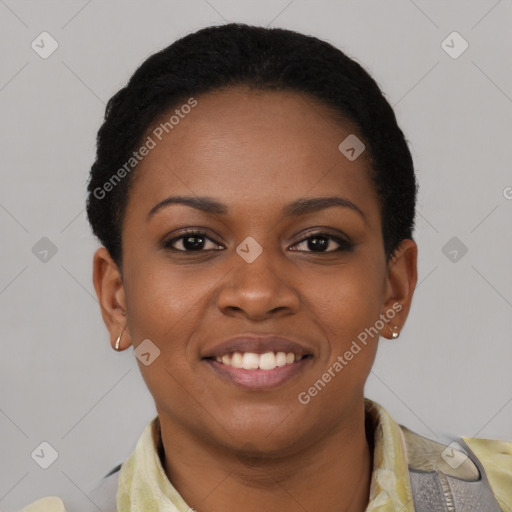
[164,231,223,252]
[291,233,354,253]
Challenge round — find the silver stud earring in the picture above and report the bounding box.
[390,325,400,339]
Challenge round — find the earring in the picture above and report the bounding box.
[390,325,400,339]
[115,327,126,351]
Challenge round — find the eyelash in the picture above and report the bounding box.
[163,230,354,254]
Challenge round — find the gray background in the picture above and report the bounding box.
[1,0,511,509]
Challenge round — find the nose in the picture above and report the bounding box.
[216,244,300,321]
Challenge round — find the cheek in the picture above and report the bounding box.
[124,266,212,401]
[126,262,212,342]
[297,272,380,415]
[127,271,210,417]
[306,263,383,349]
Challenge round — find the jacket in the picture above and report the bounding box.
[18,398,512,511]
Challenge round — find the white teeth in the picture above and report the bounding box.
[213,351,304,370]
[275,352,287,367]
[242,352,260,369]
[259,352,276,370]
[231,352,243,368]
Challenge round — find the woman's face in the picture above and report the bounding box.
[94,86,417,455]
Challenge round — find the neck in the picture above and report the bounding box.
[157,401,374,512]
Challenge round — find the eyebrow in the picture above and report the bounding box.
[147,195,367,224]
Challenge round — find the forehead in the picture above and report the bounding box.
[125,87,380,226]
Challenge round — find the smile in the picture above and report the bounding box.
[203,352,313,390]
[213,351,305,370]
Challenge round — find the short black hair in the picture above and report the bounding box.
[86,22,417,271]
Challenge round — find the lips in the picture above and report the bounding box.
[201,334,314,390]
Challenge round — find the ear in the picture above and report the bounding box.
[380,239,418,339]
[92,247,130,350]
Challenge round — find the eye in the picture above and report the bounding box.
[164,231,223,252]
[163,230,353,254]
[290,232,353,253]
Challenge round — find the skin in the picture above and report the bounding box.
[93,86,418,512]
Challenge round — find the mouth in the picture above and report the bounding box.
[203,351,314,390]
[201,334,315,390]
[210,351,307,369]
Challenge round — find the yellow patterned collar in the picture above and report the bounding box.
[116,398,415,511]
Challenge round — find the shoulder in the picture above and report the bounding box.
[18,464,122,512]
[399,424,512,512]
[462,436,512,512]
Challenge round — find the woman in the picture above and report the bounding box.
[21,23,511,512]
